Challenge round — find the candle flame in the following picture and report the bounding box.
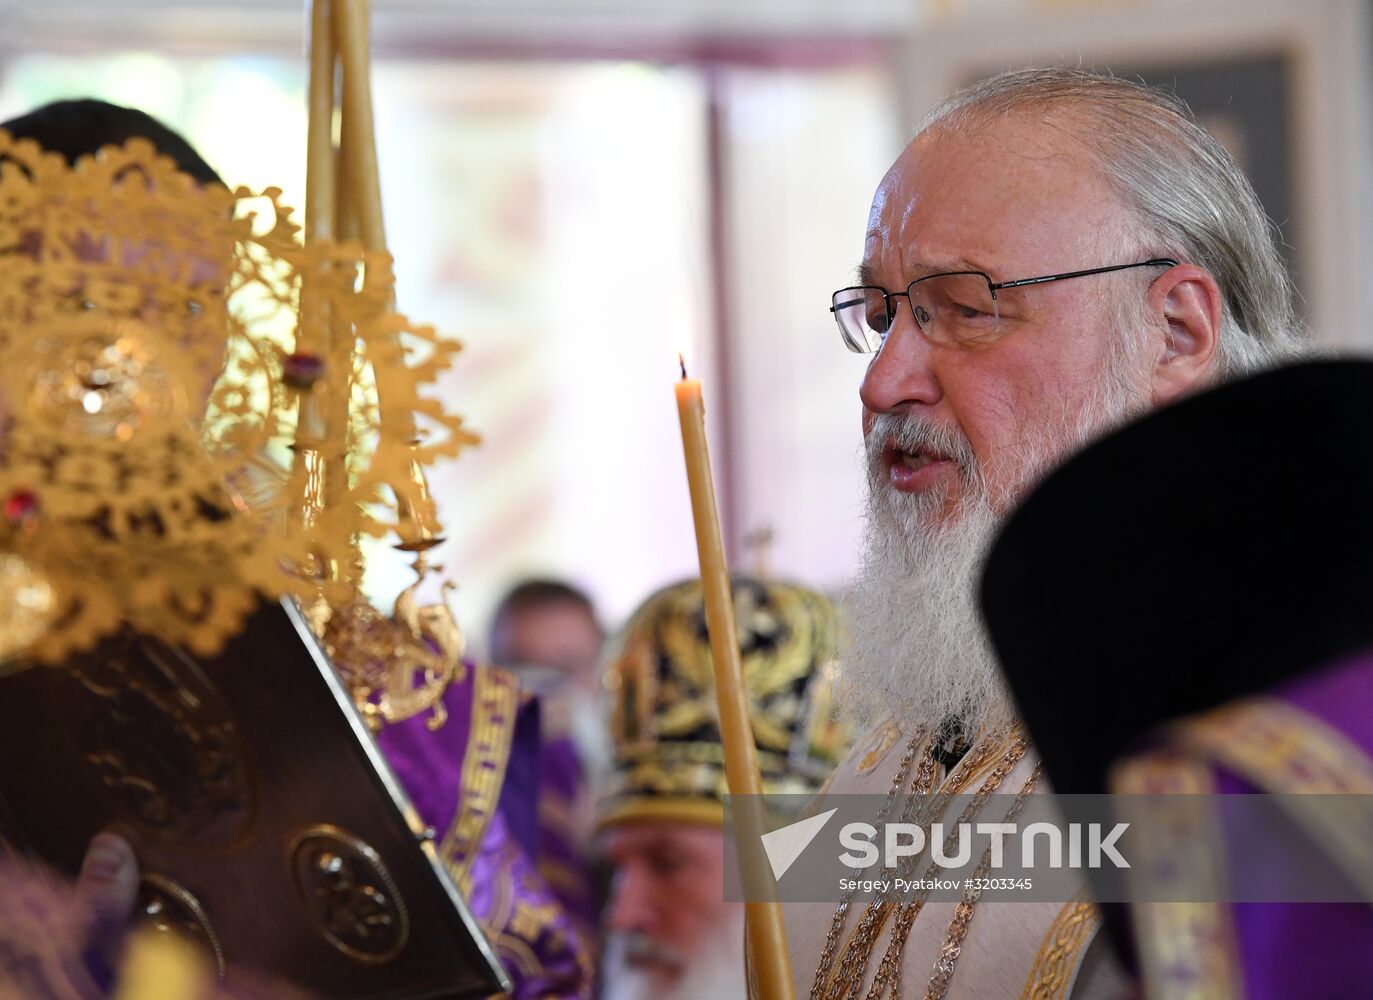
[678,352,688,380]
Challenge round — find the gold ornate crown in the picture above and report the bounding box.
[600,576,850,828]
[0,132,476,675]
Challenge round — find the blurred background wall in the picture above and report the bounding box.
[2,0,1368,651]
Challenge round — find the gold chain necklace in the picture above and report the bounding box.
[810,727,1025,1000]
[810,724,934,1000]
[839,746,990,996]
[923,760,1043,1000]
[863,735,1030,1000]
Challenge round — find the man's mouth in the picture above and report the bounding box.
[897,449,940,471]
[624,951,684,981]
[619,934,687,979]
[883,440,955,493]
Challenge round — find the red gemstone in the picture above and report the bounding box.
[284,352,325,389]
[3,489,39,526]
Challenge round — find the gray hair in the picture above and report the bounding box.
[919,66,1303,377]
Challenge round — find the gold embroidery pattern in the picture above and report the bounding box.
[857,722,901,776]
[442,667,520,888]
[472,823,596,999]
[537,858,586,897]
[602,577,849,826]
[1110,751,1242,1000]
[1176,696,1373,902]
[1020,888,1101,1000]
[1177,696,1373,794]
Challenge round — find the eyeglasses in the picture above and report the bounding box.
[830,257,1178,352]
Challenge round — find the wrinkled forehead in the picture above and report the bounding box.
[864,117,1132,282]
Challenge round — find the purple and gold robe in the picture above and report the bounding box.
[378,664,594,1000]
[1115,647,1373,1000]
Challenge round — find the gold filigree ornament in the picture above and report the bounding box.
[307,553,467,732]
[0,552,53,670]
[0,131,477,674]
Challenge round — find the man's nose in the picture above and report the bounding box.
[605,865,657,935]
[858,312,942,416]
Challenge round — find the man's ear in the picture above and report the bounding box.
[1146,264,1222,406]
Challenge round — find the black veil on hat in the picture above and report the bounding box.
[979,359,1373,794]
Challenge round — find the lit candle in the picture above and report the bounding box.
[675,356,796,1000]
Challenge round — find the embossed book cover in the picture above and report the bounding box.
[0,598,509,999]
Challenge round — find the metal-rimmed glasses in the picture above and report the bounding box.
[831,257,1178,352]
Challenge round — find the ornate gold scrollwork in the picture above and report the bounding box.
[0,131,477,677]
[311,552,465,732]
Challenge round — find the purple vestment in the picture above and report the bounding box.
[1217,649,1373,1000]
[532,699,600,940]
[377,663,594,1000]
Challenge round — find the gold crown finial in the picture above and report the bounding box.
[0,131,475,670]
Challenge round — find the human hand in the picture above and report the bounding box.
[74,831,139,982]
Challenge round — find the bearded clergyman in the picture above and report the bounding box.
[598,577,849,1000]
[782,66,1301,999]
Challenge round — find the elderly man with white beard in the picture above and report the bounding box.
[783,67,1301,1000]
[596,577,849,1000]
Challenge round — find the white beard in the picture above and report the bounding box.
[600,907,748,1000]
[843,485,1011,741]
[840,324,1153,739]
